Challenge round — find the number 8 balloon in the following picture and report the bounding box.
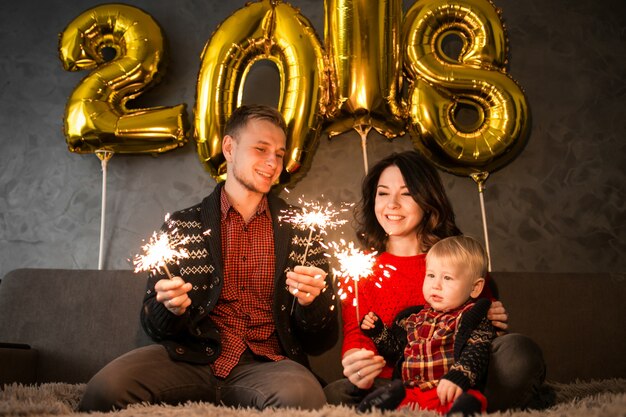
[403,0,530,178]
[58,4,189,154]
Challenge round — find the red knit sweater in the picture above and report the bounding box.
[340,252,494,379]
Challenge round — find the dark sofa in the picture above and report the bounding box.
[0,268,624,386]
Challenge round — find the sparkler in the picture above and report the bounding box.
[132,214,195,279]
[280,198,352,236]
[280,197,353,313]
[326,239,378,322]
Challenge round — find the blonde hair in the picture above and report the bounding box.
[426,235,489,280]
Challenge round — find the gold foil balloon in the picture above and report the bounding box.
[59,4,189,154]
[322,0,406,140]
[403,0,530,177]
[195,0,325,185]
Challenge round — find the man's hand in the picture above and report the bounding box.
[155,276,192,316]
[285,265,327,306]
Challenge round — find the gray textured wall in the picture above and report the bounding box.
[0,0,624,279]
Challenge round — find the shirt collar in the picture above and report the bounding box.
[220,187,271,221]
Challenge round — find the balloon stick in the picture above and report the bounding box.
[96,150,114,270]
[470,172,492,272]
[355,124,372,174]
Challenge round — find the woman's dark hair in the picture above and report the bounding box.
[354,150,461,253]
[224,104,287,138]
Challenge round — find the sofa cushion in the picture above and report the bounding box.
[1,269,624,385]
[0,343,37,385]
[0,269,152,383]
[491,271,626,383]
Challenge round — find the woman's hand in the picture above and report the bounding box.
[488,300,509,334]
[342,348,385,389]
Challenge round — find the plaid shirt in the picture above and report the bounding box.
[210,189,284,378]
[402,302,475,390]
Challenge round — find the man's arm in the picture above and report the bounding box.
[140,268,190,341]
[139,218,192,341]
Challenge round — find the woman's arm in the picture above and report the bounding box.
[487,300,509,334]
[341,348,386,390]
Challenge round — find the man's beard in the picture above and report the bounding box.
[232,165,269,194]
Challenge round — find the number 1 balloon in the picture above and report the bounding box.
[322,0,407,173]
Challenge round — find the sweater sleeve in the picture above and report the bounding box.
[361,312,405,363]
[140,218,191,341]
[341,291,377,355]
[293,266,338,333]
[443,300,496,390]
[290,228,340,355]
[140,268,190,342]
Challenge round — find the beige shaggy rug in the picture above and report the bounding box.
[1,378,625,417]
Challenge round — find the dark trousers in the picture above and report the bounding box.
[79,345,326,412]
[324,333,547,412]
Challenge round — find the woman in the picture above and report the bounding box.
[324,151,546,412]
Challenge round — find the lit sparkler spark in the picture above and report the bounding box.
[280,198,352,314]
[279,198,352,234]
[133,214,195,279]
[325,239,378,322]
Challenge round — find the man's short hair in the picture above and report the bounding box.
[224,104,287,138]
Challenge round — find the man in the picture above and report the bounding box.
[79,104,338,411]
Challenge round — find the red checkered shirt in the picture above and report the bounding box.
[210,189,285,378]
[402,302,475,390]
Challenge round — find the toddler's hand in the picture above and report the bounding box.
[437,379,462,405]
[360,311,378,330]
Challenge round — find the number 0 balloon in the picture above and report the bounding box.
[195,0,325,185]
